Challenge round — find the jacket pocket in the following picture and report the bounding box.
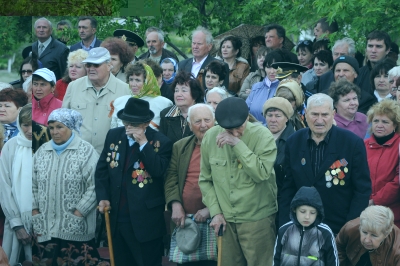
[209,158,227,184]
[63,212,88,235]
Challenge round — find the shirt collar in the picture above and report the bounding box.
[373,90,392,102]
[39,36,52,48]
[192,55,208,65]
[307,126,333,145]
[264,76,279,87]
[80,36,97,50]
[85,73,112,95]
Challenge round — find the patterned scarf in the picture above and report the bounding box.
[133,64,161,98]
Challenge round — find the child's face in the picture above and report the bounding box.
[295,205,317,227]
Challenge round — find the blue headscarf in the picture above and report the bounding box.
[160,57,178,85]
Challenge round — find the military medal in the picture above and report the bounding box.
[110,161,115,168]
[154,140,160,152]
[114,162,119,167]
[344,167,348,173]
[238,164,242,169]
[115,145,119,151]
[106,157,110,162]
[301,158,306,165]
[143,179,148,184]
[132,179,137,184]
[325,174,332,182]
[139,183,144,188]
[110,143,115,150]
[132,160,152,188]
[333,178,339,185]
[331,170,336,175]
[326,182,332,188]
[340,180,345,186]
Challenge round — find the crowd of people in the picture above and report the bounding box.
[0,15,399,266]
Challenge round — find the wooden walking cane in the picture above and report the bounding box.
[217,224,223,266]
[102,206,115,266]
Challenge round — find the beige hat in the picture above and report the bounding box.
[176,217,201,254]
[263,97,294,119]
[275,79,304,108]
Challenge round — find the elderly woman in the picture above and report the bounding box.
[220,36,250,94]
[246,49,292,125]
[160,71,204,143]
[204,60,227,95]
[32,68,62,125]
[101,37,134,82]
[111,61,173,129]
[275,79,306,130]
[0,88,28,143]
[329,79,368,139]
[206,86,230,111]
[396,78,400,104]
[263,97,294,204]
[161,57,178,86]
[0,104,32,265]
[364,99,400,227]
[336,205,400,265]
[55,49,89,100]
[165,104,216,266]
[239,46,269,100]
[389,66,400,98]
[32,108,99,265]
[305,50,334,92]
[370,59,396,102]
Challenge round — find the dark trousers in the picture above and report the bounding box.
[113,222,163,266]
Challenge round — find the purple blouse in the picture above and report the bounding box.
[334,112,368,139]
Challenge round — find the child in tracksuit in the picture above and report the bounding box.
[273,186,339,266]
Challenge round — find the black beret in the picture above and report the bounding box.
[215,97,249,129]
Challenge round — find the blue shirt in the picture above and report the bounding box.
[246,78,279,125]
[80,36,97,51]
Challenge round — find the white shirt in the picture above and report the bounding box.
[191,55,208,78]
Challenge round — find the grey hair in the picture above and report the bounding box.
[192,26,213,45]
[388,66,400,79]
[0,82,13,91]
[187,103,215,123]
[307,93,334,110]
[206,87,231,101]
[34,17,52,29]
[332,37,356,57]
[145,26,164,42]
[360,205,394,237]
[22,75,32,93]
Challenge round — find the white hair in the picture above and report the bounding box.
[34,17,52,29]
[307,93,334,110]
[146,26,165,43]
[388,66,400,79]
[187,103,215,123]
[332,37,356,57]
[206,87,231,101]
[22,76,32,93]
[192,26,213,45]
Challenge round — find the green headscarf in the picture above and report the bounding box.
[133,63,161,98]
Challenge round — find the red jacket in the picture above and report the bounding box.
[364,134,400,227]
[32,93,62,126]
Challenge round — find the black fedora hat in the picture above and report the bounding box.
[215,97,249,129]
[117,98,154,123]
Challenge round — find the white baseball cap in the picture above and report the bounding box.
[82,47,111,64]
[33,68,56,83]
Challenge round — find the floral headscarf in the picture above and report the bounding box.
[133,64,161,98]
[48,108,83,135]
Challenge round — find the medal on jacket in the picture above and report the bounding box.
[325,158,348,187]
[108,143,120,168]
[132,160,153,188]
[154,140,160,152]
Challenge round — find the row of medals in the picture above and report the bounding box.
[132,174,153,188]
[325,167,348,188]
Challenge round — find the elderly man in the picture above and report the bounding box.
[317,37,356,92]
[264,23,298,63]
[32,17,69,80]
[330,55,377,113]
[279,93,371,235]
[96,97,172,266]
[139,27,178,63]
[62,47,130,154]
[70,16,102,52]
[199,97,277,265]
[179,26,230,92]
[164,104,216,265]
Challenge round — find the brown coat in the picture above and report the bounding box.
[228,60,250,94]
[336,217,400,266]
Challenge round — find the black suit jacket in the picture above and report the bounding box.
[279,126,371,234]
[178,55,231,94]
[69,38,102,52]
[139,48,179,63]
[32,38,69,80]
[95,126,172,242]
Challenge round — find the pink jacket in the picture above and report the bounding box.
[32,93,62,125]
[364,133,400,227]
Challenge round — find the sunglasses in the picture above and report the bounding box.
[21,70,33,74]
[85,62,104,68]
[298,40,312,46]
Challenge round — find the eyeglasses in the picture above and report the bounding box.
[298,40,312,46]
[20,70,33,74]
[85,63,104,68]
[122,121,142,127]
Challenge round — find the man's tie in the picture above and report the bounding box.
[38,44,44,57]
